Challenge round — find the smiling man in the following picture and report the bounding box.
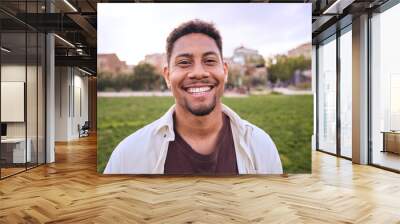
[104,19,283,175]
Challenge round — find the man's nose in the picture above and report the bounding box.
[188,62,209,79]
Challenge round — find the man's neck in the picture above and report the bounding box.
[175,103,224,137]
[174,103,224,154]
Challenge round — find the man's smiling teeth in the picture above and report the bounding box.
[187,86,211,94]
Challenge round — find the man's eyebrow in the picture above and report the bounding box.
[175,53,193,59]
[174,51,220,60]
[203,51,219,57]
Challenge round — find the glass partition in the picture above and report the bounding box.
[317,36,337,154]
[371,3,400,171]
[26,0,44,169]
[339,28,352,158]
[38,32,45,165]
[1,31,28,177]
[0,1,46,179]
[27,31,38,169]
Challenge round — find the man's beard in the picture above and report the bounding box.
[183,95,217,116]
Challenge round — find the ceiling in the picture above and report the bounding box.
[0,0,98,74]
[0,0,393,74]
[311,0,390,43]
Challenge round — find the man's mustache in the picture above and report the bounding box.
[182,79,219,87]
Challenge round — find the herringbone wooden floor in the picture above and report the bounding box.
[0,135,399,223]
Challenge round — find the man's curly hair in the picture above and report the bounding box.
[166,19,223,65]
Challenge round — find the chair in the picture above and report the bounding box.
[79,121,90,138]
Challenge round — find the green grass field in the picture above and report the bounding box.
[97,95,313,173]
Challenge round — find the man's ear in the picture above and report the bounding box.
[223,62,229,83]
[163,66,171,89]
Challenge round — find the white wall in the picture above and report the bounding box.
[55,67,69,141]
[54,67,89,141]
[1,65,35,138]
[1,64,46,164]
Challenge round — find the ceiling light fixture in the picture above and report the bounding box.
[323,0,354,15]
[63,0,78,12]
[1,47,11,53]
[54,34,75,48]
[76,48,85,55]
[78,67,93,76]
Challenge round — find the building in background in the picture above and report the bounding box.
[140,53,166,75]
[98,53,131,75]
[288,43,312,59]
[288,43,312,87]
[232,46,265,66]
[226,46,268,91]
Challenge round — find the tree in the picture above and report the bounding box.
[97,72,133,91]
[131,63,162,90]
[268,55,311,84]
[97,72,112,91]
[248,55,265,67]
[226,67,242,89]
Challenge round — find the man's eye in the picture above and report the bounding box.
[204,59,217,65]
[177,60,191,66]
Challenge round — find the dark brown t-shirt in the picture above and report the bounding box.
[164,114,238,175]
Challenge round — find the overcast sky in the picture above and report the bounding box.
[98,3,311,65]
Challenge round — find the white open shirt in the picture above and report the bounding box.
[104,104,283,174]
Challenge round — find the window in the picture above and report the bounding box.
[370,2,400,171]
[339,28,352,158]
[317,36,337,154]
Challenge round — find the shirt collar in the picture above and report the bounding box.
[155,104,176,140]
[221,104,249,136]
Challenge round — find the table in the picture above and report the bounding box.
[381,131,400,154]
[1,138,32,163]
